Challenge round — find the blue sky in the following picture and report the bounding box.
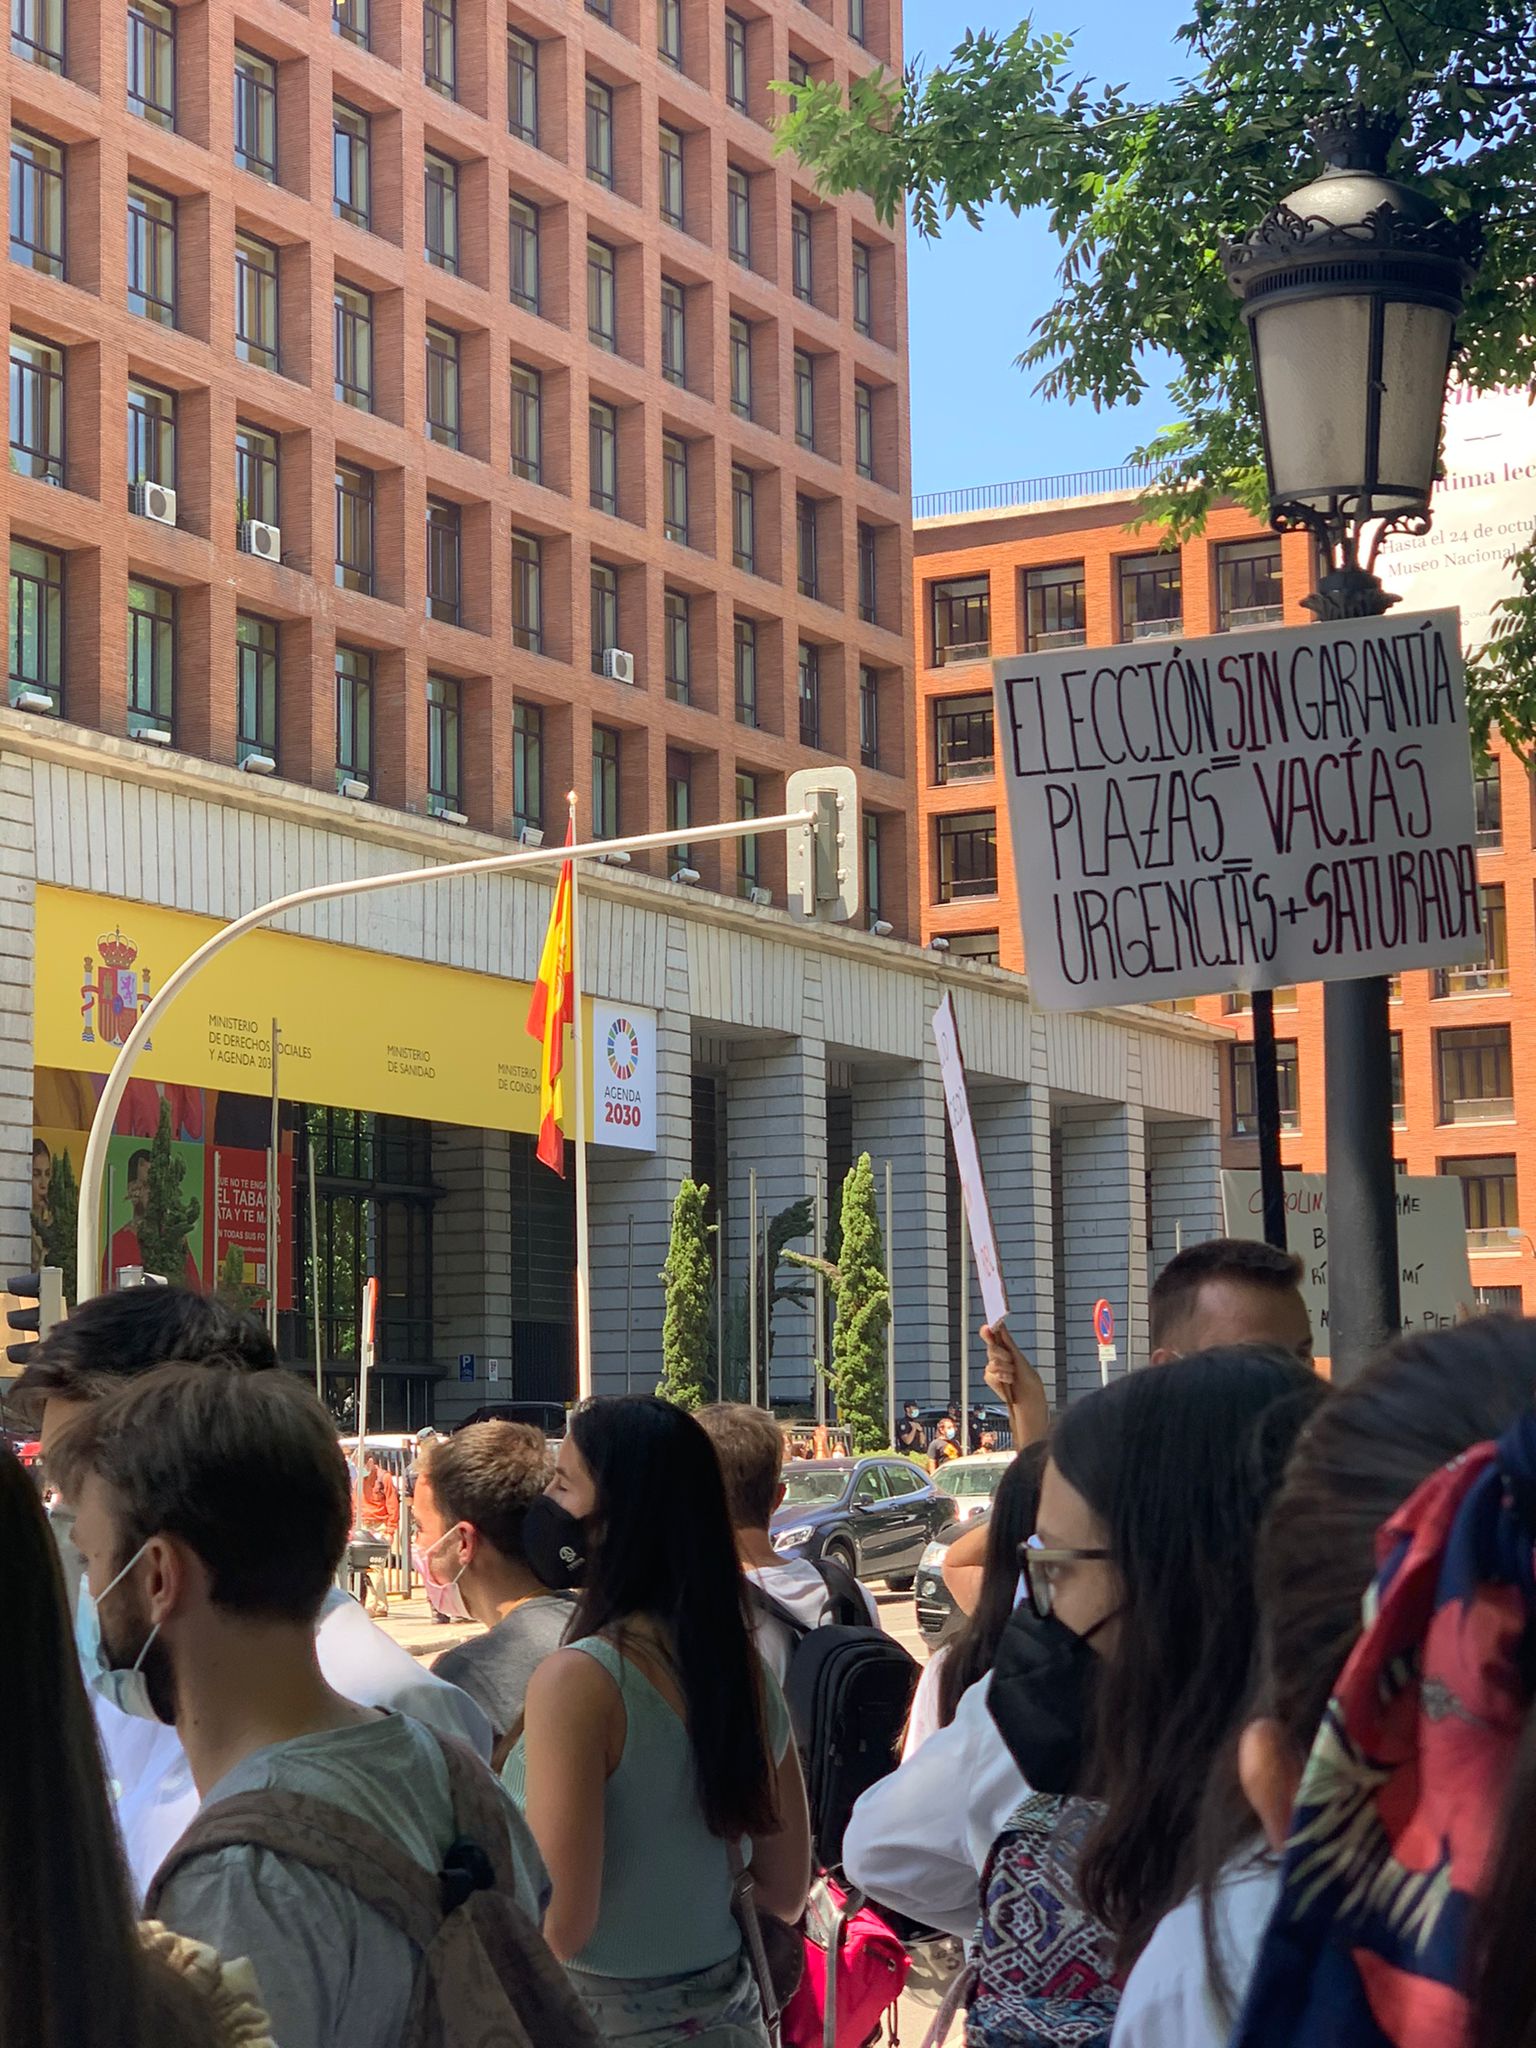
[901,0,1191,499]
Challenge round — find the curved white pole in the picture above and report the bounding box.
[76,809,814,1303]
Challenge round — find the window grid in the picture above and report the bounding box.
[667,748,692,866]
[424,151,459,272]
[661,278,686,388]
[1442,1154,1519,1245]
[508,31,538,144]
[11,131,65,279]
[853,381,874,480]
[798,641,820,749]
[335,646,373,787]
[791,204,813,302]
[864,812,881,919]
[511,533,542,652]
[937,811,998,903]
[1119,552,1183,640]
[663,433,689,545]
[509,197,540,311]
[514,699,544,833]
[796,496,818,600]
[11,0,64,72]
[510,363,542,482]
[664,589,689,704]
[586,79,614,189]
[589,400,618,514]
[234,49,278,181]
[931,576,990,664]
[235,423,278,531]
[234,233,279,370]
[1438,1025,1514,1124]
[334,462,374,594]
[794,349,814,449]
[730,315,752,420]
[1434,883,1509,998]
[852,240,872,335]
[1025,564,1087,651]
[1473,761,1501,847]
[736,769,760,895]
[8,539,63,710]
[587,238,616,350]
[1216,538,1283,631]
[333,284,373,409]
[425,498,461,625]
[333,102,371,227]
[859,665,879,770]
[590,562,618,669]
[727,166,750,266]
[333,0,369,46]
[235,612,278,763]
[934,694,994,782]
[731,466,755,574]
[8,334,63,483]
[126,577,175,739]
[426,674,462,814]
[425,324,461,449]
[858,522,877,624]
[1231,1042,1301,1136]
[659,124,685,229]
[423,0,456,98]
[126,184,176,324]
[126,379,175,493]
[127,1,175,129]
[592,724,620,837]
[724,13,748,110]
[658,0,682,68]
[734,617,757,727]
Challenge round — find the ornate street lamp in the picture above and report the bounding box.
[1222,107,1480,1378]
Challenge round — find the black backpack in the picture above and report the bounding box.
[752,1563,919,1871]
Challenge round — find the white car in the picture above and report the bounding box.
[931,1450,1014,1522]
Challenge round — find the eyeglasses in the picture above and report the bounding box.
[1017,1534,1111,1620]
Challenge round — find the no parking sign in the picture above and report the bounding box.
[1093,1299,1117,1383]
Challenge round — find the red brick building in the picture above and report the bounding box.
[915,473,1529,1312]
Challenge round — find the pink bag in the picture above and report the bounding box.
[782,1878,910,2048]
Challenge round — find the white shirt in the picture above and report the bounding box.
[1110,1855,1281,2048]
[901,1645,950,1759]
[98,1586,495,1899]
[744,1558,880,1683]
[843,1670,1027,1937]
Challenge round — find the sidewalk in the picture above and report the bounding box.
[373,1590,480,1662]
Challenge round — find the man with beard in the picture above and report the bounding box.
[54,1365,548,2048]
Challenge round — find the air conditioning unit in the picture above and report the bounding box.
[518,824,545,847]
[671,866,701,885]
[435,806,469,826]
[339,776,371,800]
[137,727,172,747]
[239,519,282,561]
[748,885,772,907]
[601,647,636,686]
[12,689,56,716]
[599,848,631,867]
[240,751,277,775]
[131,482,177,526]
[869,917,893,937]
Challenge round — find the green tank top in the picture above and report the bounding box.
[502,1633,790,1981]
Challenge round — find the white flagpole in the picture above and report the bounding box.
[567,791,593,1402]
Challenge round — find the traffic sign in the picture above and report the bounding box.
[458,1352,475,1383]
[1092,1299,1115,1346]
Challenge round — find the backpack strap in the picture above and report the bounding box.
[746,1577,816,1641]
[812,1556,866,1628]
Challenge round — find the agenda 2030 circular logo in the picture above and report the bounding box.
[606,1017,640,1081]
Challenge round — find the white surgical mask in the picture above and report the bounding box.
[48,1502,87,1624]
[412,1525,469,1622]
[76,1543,165,1723]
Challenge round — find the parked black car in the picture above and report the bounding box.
[913,1514,985,1645]
[769,1456,957,1590]
[457,1401,567,1438]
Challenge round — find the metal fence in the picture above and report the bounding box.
[914,464,1158,522]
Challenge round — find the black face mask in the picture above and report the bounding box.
[987,1602,1108,1796]
[522,1496,589,1591]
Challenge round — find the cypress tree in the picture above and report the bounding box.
[830,1152,890,1451]
[659,1178,714,1410]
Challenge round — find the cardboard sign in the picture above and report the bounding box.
[1221,1171,1474,1339]
[932,992,1010,1330]
[994,610,1480,1009]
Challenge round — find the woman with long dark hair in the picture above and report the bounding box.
[1,1446,272,2048]
[505,1396,811,2046]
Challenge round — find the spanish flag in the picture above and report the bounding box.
[526,821,575,1174]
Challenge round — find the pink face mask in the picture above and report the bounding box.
[411,1526,469,1621]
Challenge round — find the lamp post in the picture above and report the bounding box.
[1221,105,1480,1379]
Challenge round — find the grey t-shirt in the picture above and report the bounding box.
[155,1712,548,2048]
[432,1596,572,1736]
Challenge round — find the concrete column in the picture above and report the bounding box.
[1147,1116,1223,1288]
[974,1080,1059,1408]
[851,1055,947,1408]
[0,754,37,1280]
[727,1035,827,1405]
[1054,1100,1148,1402]
[431,1124,512,1423]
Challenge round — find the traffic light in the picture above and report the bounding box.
[786,766,861,923]
[7,1267,64,1366]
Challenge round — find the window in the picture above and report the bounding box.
[729,315,752,419]
[659,124,685,228]
[235,422,278,531]
[592,724,620,837]
[1476,1285,1523,1313]
[661,278,686,387]
[936,810,997,902]
[934,694,994,782]
[948,931,1001,966]
[126,578,174,739]
[858,522,877,624]
[333,282,373,408]
[863,812,881,919]
[514,700,543,834]
[11,0,64,72]
[587,238,616,350]
[724,12,747,110]
[234,50,278,180]
[425,324,460,449]
[9,334,63,483]
[11,131,64,278]
[1025,563,1087,651]
[793,348,814,449]
[336,646,373,788]
[1230,1041,1301,1136]
[586,79,614,188]
[333,0,368,46]
[1438,1024,1514,1123]
[1473,759,1501,847]
[333,102,370,226]
[235,613,278,765]
[667,749,692,865]
[848,0,867,45]
[727,166,750,266]
[734,616,757,726]
[664,589,689,703]
[509,197,539,311]
[1435,883,1509,997]
[663,433,689,544]
[791,203,813,301]
[234,233,278,369]
[426,675,462,815]
[1441,1155,1519,1250]
[507,30,538,144]
[587,0,611,18]
[736,770,760,895]
[424,152,458,272]
[859,665,879,769]
[796,496,818,599]
[127,184,175,323]
[851,239,872,335]
[853,380,874,479]
[511,532,542,652]
[589,400,617,513]
[658,0,681,68]
[8,540,62,710]
[1217,537,1283,631]
[126,378,175,492]
[797,641,820,748]
[1390,1031,1405,1124]
[425,498,461,625]
[931,575,989,664]
[510,362,542,482]
[127,1,174,128]
[731,465,755,573]
[334,462,374,594]
[1225,988,1298,1015]
[1119,551,1183,640]
[423,0,455,97]
[590,561,619,669]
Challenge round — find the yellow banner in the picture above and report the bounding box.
[34,885,600,1137]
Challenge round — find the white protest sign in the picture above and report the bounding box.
[994,609,1480,1010]
[932,992,1010,1330]
[1222,1171,1473,1343]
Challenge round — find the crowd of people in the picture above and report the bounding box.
[9,1234,1536,2048]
